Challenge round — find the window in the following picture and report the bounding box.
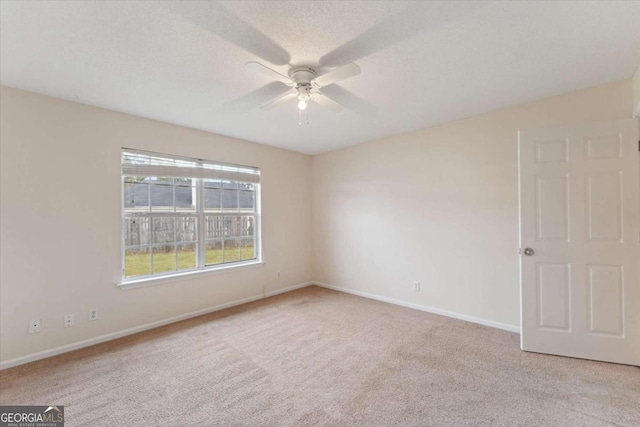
[121,149,260,281]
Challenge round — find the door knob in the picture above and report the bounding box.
[523,248,535,256]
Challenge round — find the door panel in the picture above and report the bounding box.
[535,175,569,241]
[585,172,622,242]
[587,264,623,336]
[536,263,571,330]
[519,118,639,366]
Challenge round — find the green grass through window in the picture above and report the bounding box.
[125,246,255,277]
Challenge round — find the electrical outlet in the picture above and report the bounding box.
[277,271,281,280]
[88,308,98,321]
[28,319,42,334]
[64,313,75,328]
[413,281,421,292]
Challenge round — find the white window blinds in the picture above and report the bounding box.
[122,149,260,183]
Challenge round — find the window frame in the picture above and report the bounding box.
[119,149,262,286]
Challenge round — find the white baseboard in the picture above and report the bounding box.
[264,281,312,298]
[1,280,519,370]
[314,281,521,333]
[0,281,313,370]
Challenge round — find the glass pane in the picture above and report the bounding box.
[176,216,197,243]
[222,216,233,238]
[205,215,224,240]
[240,237,255,260]
[238,190,255,211]
[152,217,175,245]
[238,182,254,191]
[240,216,254,237]
[150,179,174,212]
[224,238,241,263]
[125,247,151,277]
[222,189,239,211]
[205,240,223,265]
[177,243,196,271]
[124,217,150,247]
[123,181,149,211]
[175,182,195,212]
[224,216,241,238]
[152,245,176,273]
[203,187,222,211]
[221,181,238,211]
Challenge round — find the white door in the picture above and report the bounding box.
[519,118,639,366]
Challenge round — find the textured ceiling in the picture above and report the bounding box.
[2,1,640,155]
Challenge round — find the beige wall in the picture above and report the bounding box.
[633,64,640,117]
[0,86,312,363]
[1,78,635,364]
[312,79,633,330]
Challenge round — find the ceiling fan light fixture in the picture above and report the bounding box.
[249,62,357,116]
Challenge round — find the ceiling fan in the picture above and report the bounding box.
[246,61,361,113]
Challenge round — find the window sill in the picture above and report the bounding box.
[118,260,265,290]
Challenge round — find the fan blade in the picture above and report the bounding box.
[247,62,293,85]
[312,93,344,112]
[319,85,377,117]
[260,90,297,110]
[319,2,486,68]
[217,82,291,114]
[162,2,290,66]
[313,63,361,88]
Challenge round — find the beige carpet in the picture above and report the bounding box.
[1,286,639,426]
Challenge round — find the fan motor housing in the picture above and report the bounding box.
[289,67,316,85]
